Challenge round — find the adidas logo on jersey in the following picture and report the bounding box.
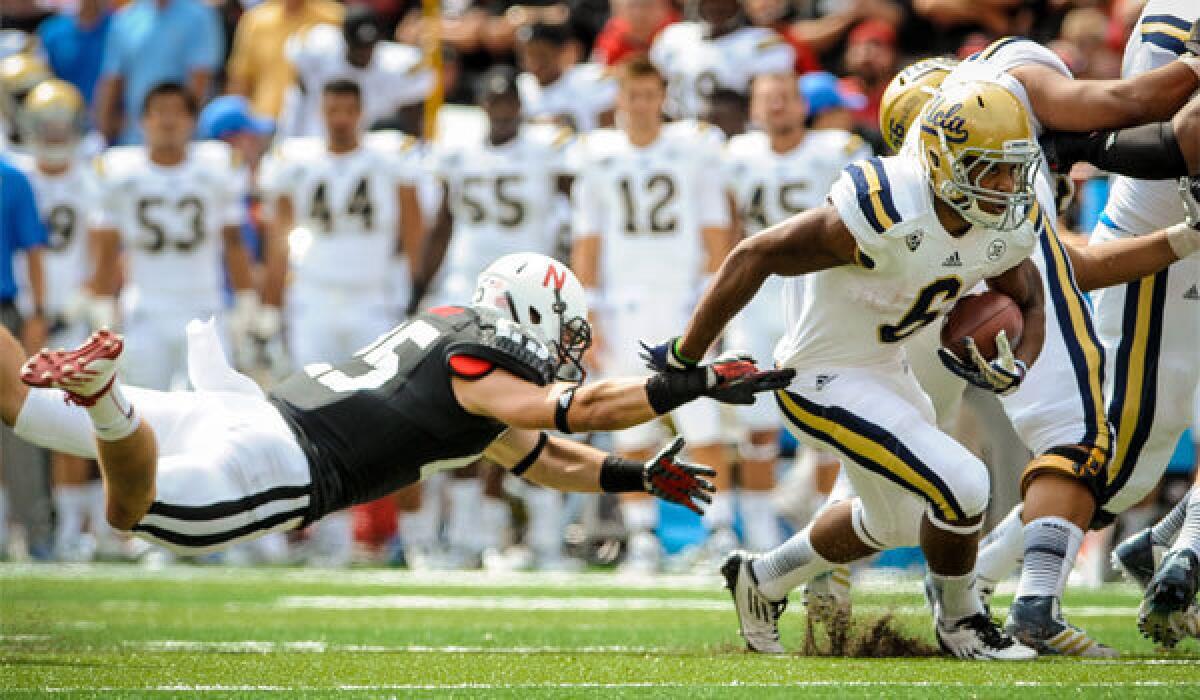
[815,373,838,390]
[1185,284,1200,301]
[942,251,963,267]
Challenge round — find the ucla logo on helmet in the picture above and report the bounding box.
[924,99,969,144]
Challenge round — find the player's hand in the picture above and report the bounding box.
[640,336,699,372]
[701,353,796,405]
[938,331,1027,396]
[642,437,716,515]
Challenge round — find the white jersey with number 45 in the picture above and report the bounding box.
[258,131,421,289]
[93,141,245,310]
[775,154,1038,371]
[571,120,728,296]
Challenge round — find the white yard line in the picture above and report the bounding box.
[124,640,676,654]
[26,681,1200,692]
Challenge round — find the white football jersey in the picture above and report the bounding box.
[92,141,246,308]
[774,154,1038,370]
[10,154,101,315]
[651,23,794,119]
[572,120,729,296]
[1103,0,1198,236]
[258,131,421,288]
[278,24,434,139]
[518,63,618,132]
[431,124,572,287]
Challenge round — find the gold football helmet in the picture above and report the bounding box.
[20,79,86,165]
[917,80,1040,231]
[0,52,51,122]
[879,57,958,154]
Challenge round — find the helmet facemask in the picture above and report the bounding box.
[22,111,81,167]
[931,134,1040,232]
[523,286,592,383]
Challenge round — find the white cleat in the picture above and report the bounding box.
[935,612,1037,660]
[721,550,787,654]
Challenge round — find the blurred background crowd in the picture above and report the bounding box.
[0,0,1195,579]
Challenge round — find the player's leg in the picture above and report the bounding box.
[614,427,665,573]
[50,453,94,560]
[674,400,737,565]
[998,225,1117,657]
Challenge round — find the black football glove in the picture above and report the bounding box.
[641,437,716,515]
[937,331,1027,396]
[702,352,796,405]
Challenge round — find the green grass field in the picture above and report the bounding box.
[2,563,1199,698]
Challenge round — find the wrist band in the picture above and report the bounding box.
[599,455,646,493]
[511,432,548,477]
[554,387,576,433]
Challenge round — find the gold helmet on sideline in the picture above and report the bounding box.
[0,52,51,123]
[879,57,958,154]
[20,79,86,166]
[917,80,1040,232]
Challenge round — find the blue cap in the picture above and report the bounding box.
[197,96,274,140]
[799,72,867,116]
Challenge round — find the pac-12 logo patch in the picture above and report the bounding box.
[987,239,1007,261]
[906,231,924,252]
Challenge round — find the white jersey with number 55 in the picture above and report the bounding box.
[92,141,245,309]
[774,154,1037,370]
[258,131,421,289]
[571,120,728,296]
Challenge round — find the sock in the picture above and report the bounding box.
[929,571,984,621]
[445,478,484,553]
[1014,516,1083,601]
[53,484,87,555]
[1152,489,1194,547]
[85,380,139,442]
[524,486,564,559]
[620,498,659,534]
[738,490,783,551]
[1168,489,1200,559]
[975,505,1025,590]
[479,496,510,551]
[702,491,735,533]
[751,526,835,601]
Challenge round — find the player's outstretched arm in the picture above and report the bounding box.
[453,362,794,435]
[1066,222,1200,293]
[676,205,858,361]
[485,431,714,514]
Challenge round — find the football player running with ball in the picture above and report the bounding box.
[647,81,1047,660]
[0,253,791,559]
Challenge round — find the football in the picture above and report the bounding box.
[940,290,1024,362]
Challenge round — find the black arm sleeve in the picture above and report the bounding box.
[1041,122,1191,180]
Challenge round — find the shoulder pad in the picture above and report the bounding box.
[447,308,556,386]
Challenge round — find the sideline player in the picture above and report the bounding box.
[650,0,793,120]
[257,78,424,566]
[647,81,1047,659]
[89,83,260,392]
[3,253,791,557]
[11,80,112,559]
[722,72,870,552]
[571,58,735,571]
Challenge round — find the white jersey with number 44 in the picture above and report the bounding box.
[571,120,729,296]
[258,131,422,289]
[93,141,245,309]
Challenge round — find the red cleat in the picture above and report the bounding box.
[21,329,125,407]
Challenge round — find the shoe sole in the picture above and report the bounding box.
[21,329,123,399]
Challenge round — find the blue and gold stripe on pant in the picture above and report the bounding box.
[1104,268,1170,499]
[1036,206,1112,460]
[774,389,966,522]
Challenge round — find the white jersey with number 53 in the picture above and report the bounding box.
[92,141,245,309]
[258,131,421,288]
[571,120,728,296]
[775,153,1037,370]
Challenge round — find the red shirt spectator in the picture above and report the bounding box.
[843,19,897,133]
[591,0,677,66]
